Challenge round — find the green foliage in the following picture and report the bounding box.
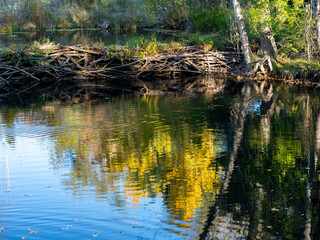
[143,0,189,28]
[190,5,231,33]
[0,43,48,66]
[1,47,21,63]
[276,58,320,78]
[31,37,54,48]
[245,0,308,56]
[21,0,53,29]
[0,0,148,31]
[0,0,317,69]
[105,35,160,59]
[188,33,225,50]
[0,24,14,33]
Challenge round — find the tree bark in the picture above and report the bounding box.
[315,0,320,53]
[232,0,253,68]
[259,6,277,59]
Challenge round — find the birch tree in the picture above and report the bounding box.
[315,0,320,53]
[232,0,253,68]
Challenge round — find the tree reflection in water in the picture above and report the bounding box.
[1,78,320,239]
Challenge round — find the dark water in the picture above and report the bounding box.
[0,29,175,48]
[1,80,320,239]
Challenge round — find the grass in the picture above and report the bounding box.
[275,57,320,79]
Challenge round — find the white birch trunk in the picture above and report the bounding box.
[315,0,320,53]
[232,0,253,68]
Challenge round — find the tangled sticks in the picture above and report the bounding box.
[0,45,243,98]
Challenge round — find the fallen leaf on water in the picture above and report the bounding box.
[120,231,124,233]
[92,232,100,237]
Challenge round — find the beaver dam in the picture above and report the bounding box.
[0,44,247,98]
[0,45,244,78]
[0,44,319,101]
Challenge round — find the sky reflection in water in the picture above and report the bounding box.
[1,82,320,239]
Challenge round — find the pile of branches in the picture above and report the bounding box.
[0,45,244,98]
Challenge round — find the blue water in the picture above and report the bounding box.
[1,82,320,239]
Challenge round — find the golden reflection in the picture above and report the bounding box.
[40,98,222,223]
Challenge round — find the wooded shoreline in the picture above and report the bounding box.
[0,44,319,102]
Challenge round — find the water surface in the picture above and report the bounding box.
[1,81,320,239]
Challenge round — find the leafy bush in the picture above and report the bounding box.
[144,0,189,29]
[190,5,231,33]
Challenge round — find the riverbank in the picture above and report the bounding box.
[0,44,320,102]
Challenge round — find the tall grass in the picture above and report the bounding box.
[0,0,148,32]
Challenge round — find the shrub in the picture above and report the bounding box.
[190,5,231,33]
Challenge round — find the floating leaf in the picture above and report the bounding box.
[28,229,38,234]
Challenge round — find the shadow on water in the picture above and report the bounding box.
[1,75,320,239]
[0,74,243,106]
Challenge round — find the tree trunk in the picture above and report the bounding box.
[259,6,277,59]
[232,0,253,68]
[315,113,320,166]
[315,0,320,53]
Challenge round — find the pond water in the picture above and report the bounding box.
[1,80,320,239]
[0,29,175,48]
